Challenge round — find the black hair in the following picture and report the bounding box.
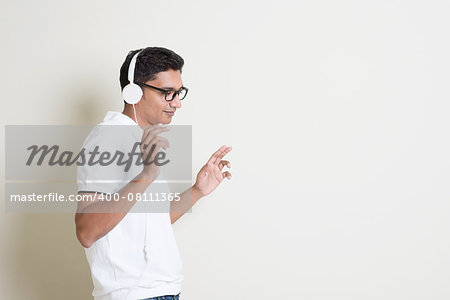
[119,47,184,91]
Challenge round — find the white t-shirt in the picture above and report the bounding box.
[77,111,183,300]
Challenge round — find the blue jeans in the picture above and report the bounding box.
[141,294,180,300]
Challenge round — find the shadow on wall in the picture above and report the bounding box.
[7,91,107,299]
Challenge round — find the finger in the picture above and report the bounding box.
[142,136,170,151]
[141,137,170,161]
[142,133,170,149]
[142,124,170,141]
[159,138,170,150]
[142,139,169,162]
[218,160,231,171]
[148,137,170,150]
[149,136,170,147]
[142,126,170,143]
[141,124,161,140]
[222,171,232,180]
[214,146,232,165]
[206,145,227,165]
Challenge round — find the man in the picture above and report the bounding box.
[75,47,232,300]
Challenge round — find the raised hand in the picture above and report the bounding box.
[193,145,232,197]
[139,124,170,180]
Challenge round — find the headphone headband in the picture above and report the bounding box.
[128,50,142,84]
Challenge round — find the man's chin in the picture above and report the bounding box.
[162,114,174,124]
[162,117,173,124]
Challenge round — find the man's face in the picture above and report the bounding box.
[137,69,183,125]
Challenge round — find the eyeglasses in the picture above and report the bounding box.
[137,83,189,101]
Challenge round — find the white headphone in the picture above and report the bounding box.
[122,50,143,105]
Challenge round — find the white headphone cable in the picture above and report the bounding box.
[133,104,139,125]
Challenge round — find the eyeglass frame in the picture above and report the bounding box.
[136,82,189,101]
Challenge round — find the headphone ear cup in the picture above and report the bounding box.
[122,83,143,105]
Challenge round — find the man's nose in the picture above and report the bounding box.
[170,95,182,108]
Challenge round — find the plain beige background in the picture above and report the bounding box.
[1,0,450,299]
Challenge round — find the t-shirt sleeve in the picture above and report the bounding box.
[77,125,140,194]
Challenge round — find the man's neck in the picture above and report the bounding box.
[122,105,153,128]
